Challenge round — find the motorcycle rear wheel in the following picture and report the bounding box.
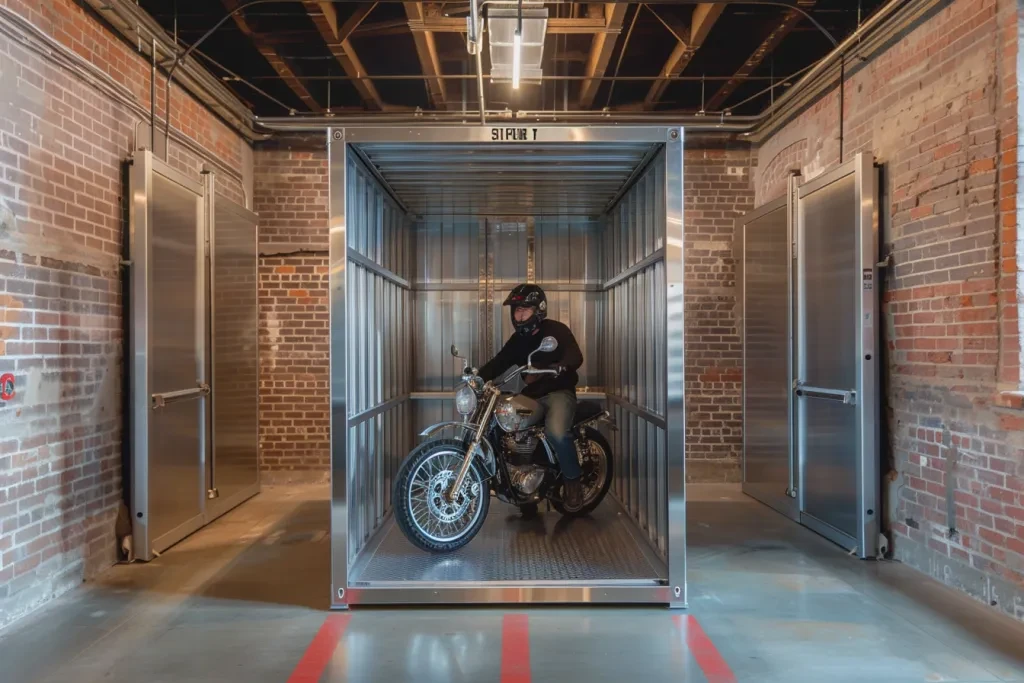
[552,427,614,517]
[393,439,491,553]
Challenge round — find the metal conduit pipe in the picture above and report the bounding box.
[0,5,251,204]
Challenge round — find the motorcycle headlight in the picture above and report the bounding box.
[495,398,523,433]
[455,385,477,416]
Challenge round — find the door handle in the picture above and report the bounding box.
[794,383,857,405]
[152,381,210,409]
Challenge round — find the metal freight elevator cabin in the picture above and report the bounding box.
[330,126,686,607]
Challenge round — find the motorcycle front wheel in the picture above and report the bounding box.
[392,439,491,553]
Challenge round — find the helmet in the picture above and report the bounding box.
[503,284,547,336]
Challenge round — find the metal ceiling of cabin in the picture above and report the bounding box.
[353,142,659,217]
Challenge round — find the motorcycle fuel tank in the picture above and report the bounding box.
[505,393,544,430]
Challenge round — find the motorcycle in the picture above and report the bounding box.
[392,336,618,553]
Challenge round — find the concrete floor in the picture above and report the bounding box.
[1,485,1023,682]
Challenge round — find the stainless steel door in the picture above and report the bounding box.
[129,151,208,560]
[206,187,261,520]
[795,154,879,558]
[738,189,797,522]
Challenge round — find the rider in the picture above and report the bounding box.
[477,284,585,513]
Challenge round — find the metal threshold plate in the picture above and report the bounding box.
[350,499,667,585]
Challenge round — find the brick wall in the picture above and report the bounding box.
[684,145,756,482]
[254,146,330,483]
[0,0,249,627]
[754,0,1024,622]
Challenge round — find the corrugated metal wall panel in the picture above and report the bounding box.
[604,150,668,559]
[346,154,414,559]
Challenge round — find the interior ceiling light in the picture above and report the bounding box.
[488,3,547,87]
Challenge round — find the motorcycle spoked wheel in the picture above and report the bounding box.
[552,427,614,517]
[392,439,491,553]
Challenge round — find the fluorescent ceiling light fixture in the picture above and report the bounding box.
[487,5,547,85]
[512,29,522,89]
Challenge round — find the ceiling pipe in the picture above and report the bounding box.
[255,0,933,138]
[81,0,940,144]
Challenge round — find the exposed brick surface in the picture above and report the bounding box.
[258,255,330,481]
[684,146,756,482]
[255,149,330,251]
[755,0,1024,621]
[0,0,248,627]
[255,147,331,481]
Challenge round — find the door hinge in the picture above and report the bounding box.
[207,488,219,499]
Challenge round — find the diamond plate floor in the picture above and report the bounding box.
[350,498,668,583]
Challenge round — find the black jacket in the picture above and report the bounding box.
[478,319,583,399]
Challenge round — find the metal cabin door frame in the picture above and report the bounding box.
[128,150,209,560]
[795,153,879,558]
[328,126,686,609]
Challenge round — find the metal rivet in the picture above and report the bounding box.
[669,129,679,140]
[333,130,344,141]
[674,586,681,597]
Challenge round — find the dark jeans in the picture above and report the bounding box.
[538,389,581,480]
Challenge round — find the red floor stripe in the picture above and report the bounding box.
[287,614,350,683]
[675,615,737,683]
[500,614,531,683]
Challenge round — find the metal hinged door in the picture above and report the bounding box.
[129,150,208,560]
[795,153,879,558]
[204,177,261,522]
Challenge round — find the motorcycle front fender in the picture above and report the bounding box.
[418,422,497,477]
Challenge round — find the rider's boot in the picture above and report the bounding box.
[563,476,584,512]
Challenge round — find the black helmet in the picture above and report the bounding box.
[503,283,547,336]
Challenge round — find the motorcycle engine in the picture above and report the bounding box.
[503,432,539,464]
[507,464,545,496]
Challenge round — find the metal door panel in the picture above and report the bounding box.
[207,192,260,519]
[801,396,859,539]
[738,193,797,521]
[796,154,879,558]
[149,171,205,537]
[149,400,204,544]
[802,176,857,390]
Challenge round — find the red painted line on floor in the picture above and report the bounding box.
[500,613,531,683]
[674,615,737,683]
[287,614,350,683]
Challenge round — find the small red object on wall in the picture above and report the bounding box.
[0,373,14,401]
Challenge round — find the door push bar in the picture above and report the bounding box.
[152,381,211,409]
[794,381,857,405]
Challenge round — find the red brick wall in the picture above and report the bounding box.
[0,0,248,627]
[754,0,1024,621]
[254,147,331,482]
[684,145,756,482]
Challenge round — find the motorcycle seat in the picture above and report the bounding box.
[573,400,605,425]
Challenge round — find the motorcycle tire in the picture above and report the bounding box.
[552,427,614,518]
[392,438,491,553]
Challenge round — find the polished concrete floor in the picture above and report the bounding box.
[1,484,1023,682]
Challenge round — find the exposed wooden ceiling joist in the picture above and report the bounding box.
[578,3,628,109]
[222,0,322,112]
[404,2,448,109]
[644,3,724,110]
[303,1,385,110]
[704,2,813,112]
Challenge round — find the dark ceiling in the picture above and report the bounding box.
[137,1,888,117]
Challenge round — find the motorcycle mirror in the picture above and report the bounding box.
[539,336,558,352]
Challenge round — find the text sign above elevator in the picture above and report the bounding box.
[490,127,539,141]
